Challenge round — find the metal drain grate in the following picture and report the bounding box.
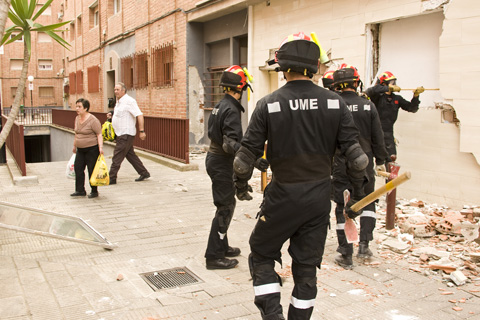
[140,267,202,291]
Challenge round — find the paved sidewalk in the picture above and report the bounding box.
[0,153,479,320]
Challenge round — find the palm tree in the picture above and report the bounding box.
[0,0,70,149]
[0,0,13,40]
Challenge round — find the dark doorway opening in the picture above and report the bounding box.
[25,135,50,163]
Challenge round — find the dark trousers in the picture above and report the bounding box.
[205,152,236,259]
[109,135,148,181]
[332,153,376,255]
[74,145,99,193]
[249,180,330,319]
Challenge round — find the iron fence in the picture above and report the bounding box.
[52,109,189,163]
[1,115,26,176]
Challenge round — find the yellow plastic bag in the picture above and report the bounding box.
[90,154,110,186]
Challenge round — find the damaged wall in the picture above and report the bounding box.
[439,0,480,164]
[188,66,205,144]
[249,0,480,206]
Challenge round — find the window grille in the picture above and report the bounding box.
[87,65,100,93]
[120,55,134,90]
[134,51,148,89]
[204,66,227,109]
[152,42,174,88]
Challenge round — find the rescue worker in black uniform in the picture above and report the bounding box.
[204,65,254,270]
[233,32,368,320]
[331,64,388,269]
[321,69,335,91]
[365,71,424,164]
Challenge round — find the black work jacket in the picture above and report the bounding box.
[365,85,419,133]
[241,80,360,184]
[338,91,388,165]
[208,93,245,155]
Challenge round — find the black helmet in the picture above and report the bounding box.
[333,64,362,91]
[219,65,252,92]
[268,32,320,78]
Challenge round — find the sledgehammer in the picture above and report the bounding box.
[344,172,412,243]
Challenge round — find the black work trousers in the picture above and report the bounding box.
[74,145,99,194]
[109,134,148,181]
[332,153,376,255]
[205,152,236,259]
[249,179,330,319]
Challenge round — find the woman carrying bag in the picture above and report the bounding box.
[71,98,103,198]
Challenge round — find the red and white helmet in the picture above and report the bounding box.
[378,71,396,85]
[219,65,252,92]
[322,69,335,89]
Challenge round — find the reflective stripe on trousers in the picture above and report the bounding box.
[290,296,316,309]
[254,283,282,296]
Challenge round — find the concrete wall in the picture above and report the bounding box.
[50,126,115,162]
[248,0,480,207]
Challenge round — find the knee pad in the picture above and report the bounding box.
[292,262,316,285]
[345,143,368,175]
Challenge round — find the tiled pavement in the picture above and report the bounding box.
[0,153,479,320]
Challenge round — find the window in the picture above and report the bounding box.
[87,65,100,93]
[70,22,75,41]
[77,15,82,36]
[10,33,23,42]
[69,72,76,94]
[38,59,53,70]
[39,87,54,98]
[11,87,18,99]
[89,2,99,28]
[152,42,174,87]
[38,32,52,43]
[120,55,134,90]
[114,0,121,14]
[76,70,84,94]
[134,51,148,89]
[10,59,23,70]
[205,66,225,108]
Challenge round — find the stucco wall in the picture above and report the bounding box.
[248,0,480,206]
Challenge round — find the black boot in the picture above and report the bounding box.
[206,258,239,270]
[334,254,353,269]
[357,241,373,259]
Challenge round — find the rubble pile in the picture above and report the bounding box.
[375,198,480,287]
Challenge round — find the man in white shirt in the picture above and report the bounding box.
[109,82,150,184]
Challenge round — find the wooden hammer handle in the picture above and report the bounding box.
[376,170,391,178]
[351,171,411,212]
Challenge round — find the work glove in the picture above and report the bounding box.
[388,84,401,93]
[254,158,269,172]
[375,164,386,173]
[345,198,363,219]
[222,135,239,155]
[413,86,425,97]
[235,181,253,201]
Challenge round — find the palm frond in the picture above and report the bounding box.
[32,0,53,21]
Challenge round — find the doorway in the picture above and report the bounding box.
[367,11,444,107]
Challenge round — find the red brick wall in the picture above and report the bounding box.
[0,0,65,110]
[61,0,197,118]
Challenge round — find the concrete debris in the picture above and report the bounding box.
[412,247,450,260]
[381,239,411,254]
[450,270,468,286]
[461,221,480,241]
[375,197,480,285]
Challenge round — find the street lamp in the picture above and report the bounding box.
[27,75,34,108]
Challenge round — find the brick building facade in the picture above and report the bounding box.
[0,1,65,110]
